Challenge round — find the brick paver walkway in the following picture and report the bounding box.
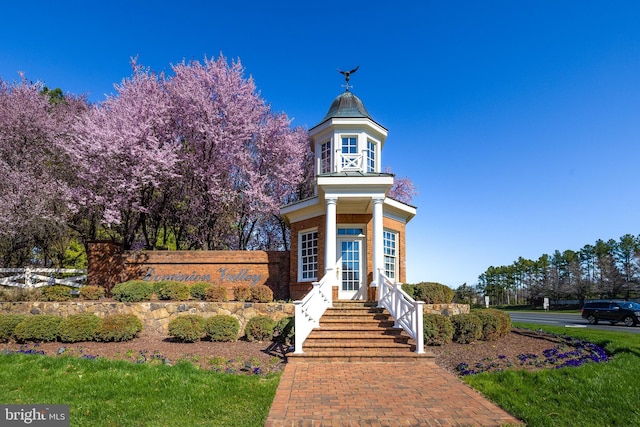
[265,360,522,427]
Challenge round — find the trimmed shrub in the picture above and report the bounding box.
[14,315,62,342]
[40,285,73,302]
[168,315,205,342]
[450,313,483,344]
[205,285,228,302]
[0,287,41,302]
[245,315,275,341]
[155,281,190,301]
[58,313,102,343]
[189,282,212,300]
[401,282,454,304]
[423,313,454,346]
[111,281,154,302]
[203,315,240,342]
[79,285,105,300]
[273,316,295,345]
[94,314,143,342]
[485,308,511,338]
[251,284,273,303]
[0,314,27,342]
[473,310,502,341]
[233,285,252,302]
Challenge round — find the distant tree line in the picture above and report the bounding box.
[474,234,640,306]
[0,56,415,268]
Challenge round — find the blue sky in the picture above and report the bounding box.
[2,1,640,288]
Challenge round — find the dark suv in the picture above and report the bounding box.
[581,300,640,327]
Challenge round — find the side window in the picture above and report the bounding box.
[299,230,318,281]
[383,230,398,280]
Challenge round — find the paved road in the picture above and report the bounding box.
[507,311,640,334]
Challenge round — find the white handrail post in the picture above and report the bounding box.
[394,282,402,328]
[293,300,304,354]
[376,269,384,308]
[414,301,425,354]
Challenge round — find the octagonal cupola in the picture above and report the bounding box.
[309,74,388,178]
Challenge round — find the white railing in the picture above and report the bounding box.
[293,268,334,354]
[377,269,424,354]
[339,153,363,171]
[0,268,87,288]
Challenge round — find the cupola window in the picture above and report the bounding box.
[320,141,332,174]
[341,136,359,170]
[366,140,376,172]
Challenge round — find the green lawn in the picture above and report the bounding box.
[2,322,638,426]
[464,322,640,427]
[0,354,279,426]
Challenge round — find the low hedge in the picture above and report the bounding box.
[203,315,240,342]
[450,313,483,344]
[111,281,154,302]
[79,285,105,300]
[58,313,102,343]
[423,313,454,346]
[402,282,454,304]
[472,309,511,340]
[155,281,191,301]
[205,285,228,302]
[14,315,62,342]
[251,285,273,303]
[40,285,74,302]
[233,285,252,302]
[95,314,143,342]
[189,282,211,300]
[245,315,275,341]
[0,314,27,342]
[168,315,205,342]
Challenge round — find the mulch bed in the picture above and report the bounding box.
[1,327,589,377]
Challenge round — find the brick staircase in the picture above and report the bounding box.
[288,301,434,362]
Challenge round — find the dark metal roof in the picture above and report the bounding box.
[310,90,387,132]
[320,91,371,122]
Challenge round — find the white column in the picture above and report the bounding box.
[372,197,384,286]
[325,197,338,274]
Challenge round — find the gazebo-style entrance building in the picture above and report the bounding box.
[281,80,416,302]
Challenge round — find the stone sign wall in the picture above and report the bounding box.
[87,242,290,300]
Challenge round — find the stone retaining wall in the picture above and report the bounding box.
[0,301,295,335]
[423,303,470,316]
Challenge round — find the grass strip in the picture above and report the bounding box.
[463,322,640,427]
[0,354,279,427]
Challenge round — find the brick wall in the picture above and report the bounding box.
[287,213,407,301]
[87,242,290,301]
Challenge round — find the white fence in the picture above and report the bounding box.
[0,268,87,288]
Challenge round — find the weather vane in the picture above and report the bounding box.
[337,65,359,91]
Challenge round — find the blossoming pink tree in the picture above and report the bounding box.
[167,56,310,250]
[0,76,88,266]
[71,61,179,250]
